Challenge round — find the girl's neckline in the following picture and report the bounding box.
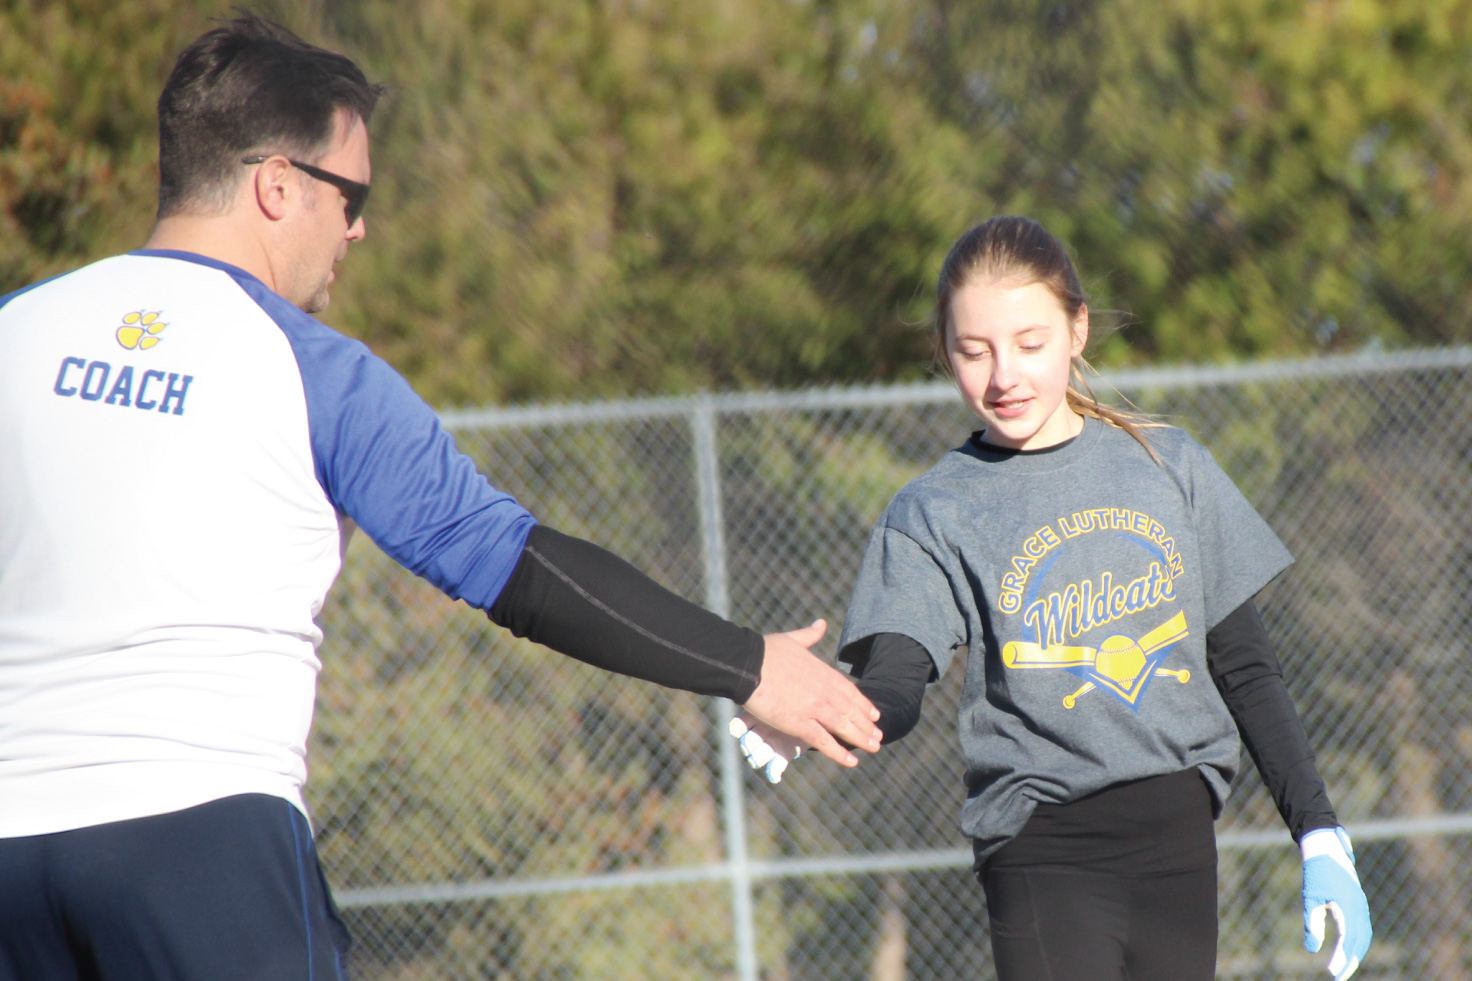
[959,416,1103,471]
[968,431,1080,457]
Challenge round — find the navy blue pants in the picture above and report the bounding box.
[0,794,351,981]
[977,770,1219,981]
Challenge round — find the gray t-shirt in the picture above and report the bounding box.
[839,417,1292,857]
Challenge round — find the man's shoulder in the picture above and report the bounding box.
[0,254,138,313]
[4,251,256,317]
[3,250,379,387]
[128,250,373,359]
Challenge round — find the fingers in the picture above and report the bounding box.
[728,717,795,783]
[1305,902,1361,981]
[775,621,879,728]
[743,626,882,758]
[786,618,828,647]
[817,702,882,752]
[1305,903,1326,953]
[801,724,860,767]
[745,714,857,768]
[850,688,882,725]
[739,728,780,774]
[1326,903,1349,979]
[798,674,881,752]
[731,715,807,757]
[804,662,882,747]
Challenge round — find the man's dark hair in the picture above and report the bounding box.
[156,12,386,218]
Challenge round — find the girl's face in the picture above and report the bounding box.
[945,279,1088,450]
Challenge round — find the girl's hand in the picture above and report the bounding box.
[1301,827,1372,980]
[729,715,808,783]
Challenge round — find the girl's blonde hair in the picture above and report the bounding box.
[934,216,1160,459]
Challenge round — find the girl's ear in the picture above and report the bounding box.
[1071,303,1090,357]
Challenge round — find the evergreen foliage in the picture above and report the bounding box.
[6,0,1470,405]
[7,3,1471,975]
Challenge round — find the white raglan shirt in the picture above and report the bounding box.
[0,251,535,837]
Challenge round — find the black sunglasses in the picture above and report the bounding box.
[242,154,371,226]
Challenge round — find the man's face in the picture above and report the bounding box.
[284,111,371,314]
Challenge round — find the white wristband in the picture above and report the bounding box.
[1301,827,1358,883]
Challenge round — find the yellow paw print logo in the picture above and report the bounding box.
[117,311,167,350]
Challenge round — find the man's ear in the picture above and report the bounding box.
[253,157,294,221]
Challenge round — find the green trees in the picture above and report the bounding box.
[6,0,1472,402]
[7,3,1472,975]
[314,0,962,404]
[0,1,213,287]
[906,0,1472,360]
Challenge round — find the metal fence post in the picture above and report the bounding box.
[693,397,759,981]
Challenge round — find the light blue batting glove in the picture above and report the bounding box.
[1301,827,1372,981]
[728,717,797,784]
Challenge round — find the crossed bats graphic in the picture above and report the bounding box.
[1001,611,1191,708]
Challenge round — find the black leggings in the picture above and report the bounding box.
[977,770,1218,981]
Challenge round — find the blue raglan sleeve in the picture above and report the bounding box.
[263,293,535,610]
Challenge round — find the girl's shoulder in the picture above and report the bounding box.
[1134,419,1194,448]
[893,444,985,493]
[1099,419,1213,470]
[875,446,1001,528]
[1103,421,1242,511]
[1145,422,1229,471]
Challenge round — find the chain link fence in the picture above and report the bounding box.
[307,348,1472,980]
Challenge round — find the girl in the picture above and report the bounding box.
[732,216,1371,980]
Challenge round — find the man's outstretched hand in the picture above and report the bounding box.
[742,620,881,767]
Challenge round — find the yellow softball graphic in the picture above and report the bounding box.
[117,310,167,350]
[1094,635,1147,688]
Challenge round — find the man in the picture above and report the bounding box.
[0,14,880,979]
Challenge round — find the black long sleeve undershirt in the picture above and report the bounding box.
[841,598,1338,841]
[487,525,765,703]
[1207,599,1338,841]
[837,633,935,744]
